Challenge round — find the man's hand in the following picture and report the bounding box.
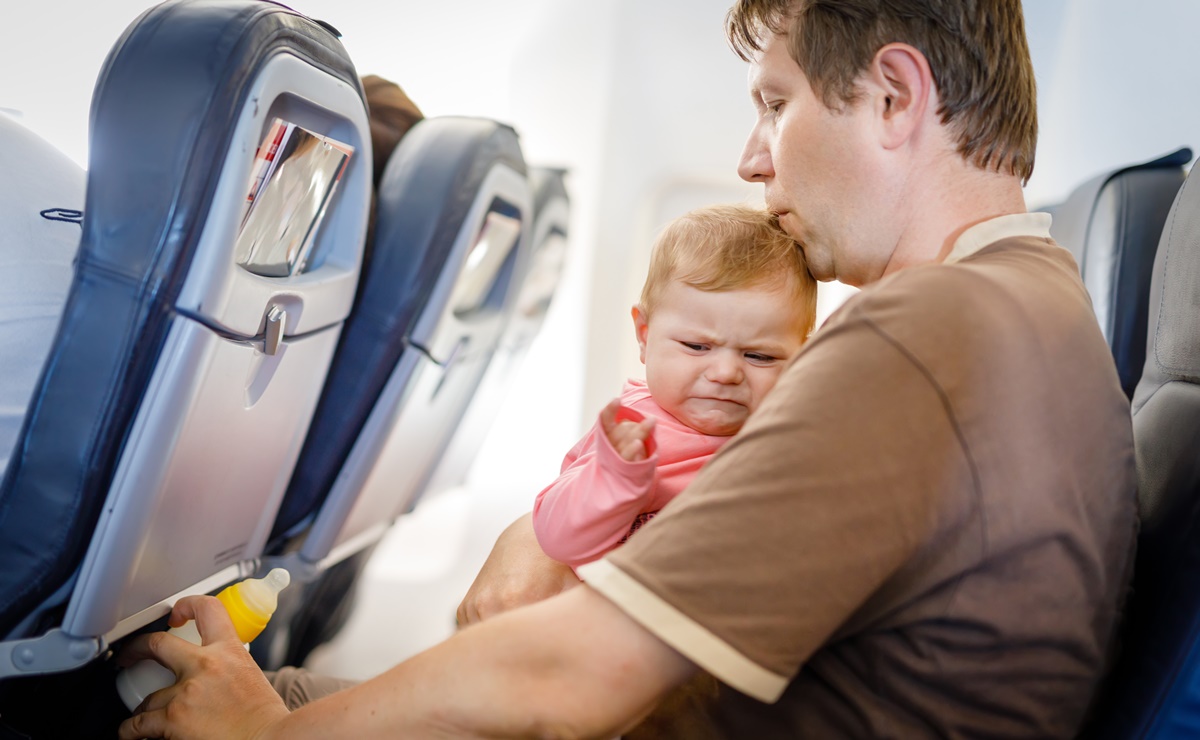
[600,399,657,462]
[456,513,581,627]
[117,596,289,740]
[115,558,695,738]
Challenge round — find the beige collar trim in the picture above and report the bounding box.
[944,212,1053,264]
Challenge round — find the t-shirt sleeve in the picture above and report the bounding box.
[580,316,975,702]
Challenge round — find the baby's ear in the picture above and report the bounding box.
[631,305,649,364]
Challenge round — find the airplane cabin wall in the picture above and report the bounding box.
[511,0,765,436]
[1026,0,1200,207]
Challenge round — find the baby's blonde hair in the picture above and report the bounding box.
[640,203,817,339]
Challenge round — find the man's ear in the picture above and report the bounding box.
[631,305,649,364]
[866,42,933,150]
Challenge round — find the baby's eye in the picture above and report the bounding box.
[680,341,708,352]
[744,352,778,365]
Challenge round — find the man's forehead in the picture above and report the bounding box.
[746,35,799,93]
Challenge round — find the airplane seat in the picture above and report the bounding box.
[254,116,532,669]
[1078,163,1200,739]
[0,116,85,481]
[1048,147,1190,398]
[421,166,571,496]
[0,0,370,703]
[253,167,565,671]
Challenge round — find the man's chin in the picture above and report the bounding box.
[804,257,836,283]
[776,212,804,241]
[796,241,842,282]
[779,224,834,280]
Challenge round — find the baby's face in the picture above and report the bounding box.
[635,280,806,436]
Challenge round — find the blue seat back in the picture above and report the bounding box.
[268,116,531,574]
[0,0,370,677]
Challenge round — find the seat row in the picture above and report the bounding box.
[0,0,568,715]
[1045,148,1200,737]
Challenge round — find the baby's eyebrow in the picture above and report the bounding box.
[743,341,793,356]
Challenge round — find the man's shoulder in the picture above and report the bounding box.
[829,236,1084,338]
[805,234,1109,403]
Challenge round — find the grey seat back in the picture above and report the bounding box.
[1081,163,1200,738]
[0,0,370,678]
[423,167,571,495]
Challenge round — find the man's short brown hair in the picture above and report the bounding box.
[640,203,817,339]
[726,0,1037,184]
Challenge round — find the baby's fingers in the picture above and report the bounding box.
[598,399,623,437]
[611,417,656,462]
[617,435,647,461]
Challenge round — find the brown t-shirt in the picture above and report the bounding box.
[582,230,1138,738]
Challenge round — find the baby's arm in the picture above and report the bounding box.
[533,400,659,569]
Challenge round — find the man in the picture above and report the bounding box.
[119,2,1137,737]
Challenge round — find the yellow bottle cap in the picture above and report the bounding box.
[216,568,290,644]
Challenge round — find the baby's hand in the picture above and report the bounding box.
[600,399,657,462]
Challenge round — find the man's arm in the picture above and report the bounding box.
[456,512,581,626]
[119,584,697,740]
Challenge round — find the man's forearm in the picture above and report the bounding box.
[274,585,698,738]
[456,512,581,627]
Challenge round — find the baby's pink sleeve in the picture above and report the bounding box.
[532,416,657,569]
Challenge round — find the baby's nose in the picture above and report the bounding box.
[706,354,744,384]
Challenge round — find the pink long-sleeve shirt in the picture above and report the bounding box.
[532,379,729,570]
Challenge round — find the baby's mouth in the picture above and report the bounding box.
[696,396,746,407]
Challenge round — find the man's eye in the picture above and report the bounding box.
[745,352,777,364]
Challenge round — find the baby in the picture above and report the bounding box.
[533,203,818,570]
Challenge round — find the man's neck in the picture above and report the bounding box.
[881,160,1028,279]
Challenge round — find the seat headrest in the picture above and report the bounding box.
[1133,164,1200,413]
[1049,147,1190,397]
[1052,147,1191,271]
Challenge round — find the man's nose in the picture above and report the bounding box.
[737,126,773,183]
[706,353,744,384]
